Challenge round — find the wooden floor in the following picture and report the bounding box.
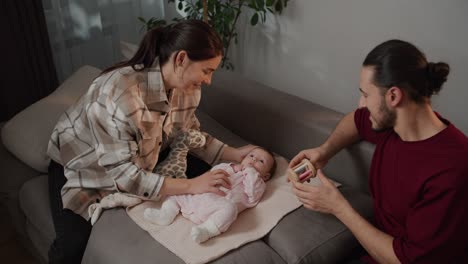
[0,203,38,264]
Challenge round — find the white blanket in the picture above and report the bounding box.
[126,157,339,264]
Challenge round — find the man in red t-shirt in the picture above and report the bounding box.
[290,39,468,264]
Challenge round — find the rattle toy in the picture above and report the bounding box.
[287,159,317,182]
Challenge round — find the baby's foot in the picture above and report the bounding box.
[191,225,210,243]
[190,220,220,243]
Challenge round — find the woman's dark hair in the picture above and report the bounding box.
[363,39,450,103]
[101,19,224,74]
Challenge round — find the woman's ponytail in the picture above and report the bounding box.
[101,20,223,75]
[101,26,165,74]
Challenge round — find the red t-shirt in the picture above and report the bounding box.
[354,108,468,264]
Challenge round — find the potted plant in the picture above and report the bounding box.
[139,0,290,69]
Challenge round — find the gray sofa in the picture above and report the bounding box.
[0,65,374,264]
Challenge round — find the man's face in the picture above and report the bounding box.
[359,67,396,131]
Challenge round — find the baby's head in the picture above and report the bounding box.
[241,147,276,181]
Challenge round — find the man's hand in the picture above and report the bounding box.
[291,170,349,215]
[289,147,329,170]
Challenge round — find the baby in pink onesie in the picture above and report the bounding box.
[144,147,276,243]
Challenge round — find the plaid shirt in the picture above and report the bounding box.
[47,62,226,219]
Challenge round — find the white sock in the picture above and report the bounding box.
[144,199,179,225]
[191,219,220,243]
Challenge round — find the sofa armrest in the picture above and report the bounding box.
[0,122,40,196]
[0,122,41,243]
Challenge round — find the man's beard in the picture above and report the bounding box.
[371,99,396,132]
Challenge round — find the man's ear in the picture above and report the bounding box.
[387,86,403,107]
[175,50,187,67]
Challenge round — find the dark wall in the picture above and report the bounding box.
[0,0,58,122]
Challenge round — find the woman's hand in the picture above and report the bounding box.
[236,144,259,161]
[188,169,231,196]
[222,144,258,163]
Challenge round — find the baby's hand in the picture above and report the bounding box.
[231,163,243,173]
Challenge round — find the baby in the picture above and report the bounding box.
[144,147,276,243]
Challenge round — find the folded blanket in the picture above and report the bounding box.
[126,157,340,264]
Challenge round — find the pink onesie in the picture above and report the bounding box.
[167,163,266,232]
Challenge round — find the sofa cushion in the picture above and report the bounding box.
[83,208,286,264]
[264,187,373,264]
[25,220,50,262]
[1,66,101,172]
[195,110,249,147]
[19,175,55,245]
[0,123,41,195]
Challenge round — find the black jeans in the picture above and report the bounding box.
[48,150,211,263]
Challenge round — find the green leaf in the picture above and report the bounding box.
[145,0,288,71]
[256,0,265,9]
[250,13,259,25]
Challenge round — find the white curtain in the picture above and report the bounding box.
[42,0,165,82]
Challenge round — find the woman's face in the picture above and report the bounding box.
[177,53,222,91]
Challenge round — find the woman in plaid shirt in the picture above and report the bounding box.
[47,19,256,264]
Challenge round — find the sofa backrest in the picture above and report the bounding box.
[200,71,375,193]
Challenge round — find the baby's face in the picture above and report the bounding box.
[241,148,274,181]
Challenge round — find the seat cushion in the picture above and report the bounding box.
[19,175,55,245]
[195,109,249,147]
[19,174,55,262]
[264,187,373,264]
[83,208,286,264]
